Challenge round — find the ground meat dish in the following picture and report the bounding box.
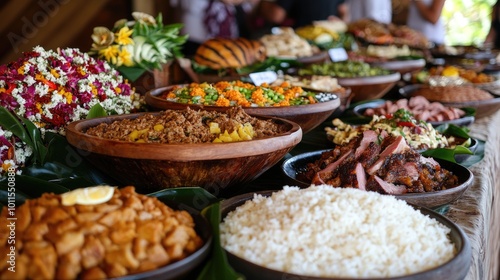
[0,187,204,279]
[85,107,288,144]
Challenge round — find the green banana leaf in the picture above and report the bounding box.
[0,174,69,202]
[87,103,108,119]
[20,116,48,165]
[421,146,473,163]
[435,123,471,139]
[0,184,30,207]
[197,202,245,280]
[117,65,147,82]
[0,106,36,154]
[148,187,220,212]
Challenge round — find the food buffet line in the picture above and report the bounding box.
[1,14,500,280]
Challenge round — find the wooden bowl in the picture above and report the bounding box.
[370,58,426,74]
[336,72,401,102]
[399,84,500,119]
[281,150,473,209]
[65,113,302,194]
[220,190,471,280]
[145,86,341,134]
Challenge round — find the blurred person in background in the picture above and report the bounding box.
[407,0,446,46]
[257,0,349,29]
[170,0,259,56]
[347,0,392,24]
[484,0,500,49]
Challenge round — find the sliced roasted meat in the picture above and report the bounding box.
[369,176,407,194]
[312,151,351,185]
[299,132,459,194]
[366,135,410,175]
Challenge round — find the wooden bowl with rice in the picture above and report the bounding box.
[65,108,302,194]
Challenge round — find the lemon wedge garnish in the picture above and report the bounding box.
[61,185,115,206]
[442,66,459,77]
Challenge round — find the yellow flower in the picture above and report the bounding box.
[115,26,134,45]
[36,102,43,114]
[99,45,120,65]
[117,48,134,67]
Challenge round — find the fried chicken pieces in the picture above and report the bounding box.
[0,187,203,279]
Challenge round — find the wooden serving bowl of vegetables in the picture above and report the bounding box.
[298,61,401,102]
[145,81,341,134]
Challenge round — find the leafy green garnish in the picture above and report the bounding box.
[0,106,43,163]
[421,145,473,163]
[435,123,470,139]
[198,202,245,280]
[149,187,220,212]
[87,103,108,119]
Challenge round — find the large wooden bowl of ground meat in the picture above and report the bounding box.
[66,107,302,194]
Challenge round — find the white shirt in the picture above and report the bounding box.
[407,0,445,45]
[347,0,392,24]
[170,0,210,43]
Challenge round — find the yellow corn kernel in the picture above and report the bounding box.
[154,124,164,131]
[213,138,223,143]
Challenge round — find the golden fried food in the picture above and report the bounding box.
[0,187,204,279]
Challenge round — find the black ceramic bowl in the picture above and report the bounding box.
[281,150,474,209]
[220,190,472,280]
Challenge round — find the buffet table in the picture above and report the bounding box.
[229,108,500,280]
[449,110,500,280]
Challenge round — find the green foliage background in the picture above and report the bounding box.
[443,0,497,46]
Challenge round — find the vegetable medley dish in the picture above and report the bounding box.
[158,81,337,107]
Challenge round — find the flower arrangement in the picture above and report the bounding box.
[0,127,32,176]
[0,46,140,177]
[0,46,137,135]
[90,12,188,81]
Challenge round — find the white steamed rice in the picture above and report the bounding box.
[220,185,456,278]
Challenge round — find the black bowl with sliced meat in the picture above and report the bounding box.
[281,131,474,209]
